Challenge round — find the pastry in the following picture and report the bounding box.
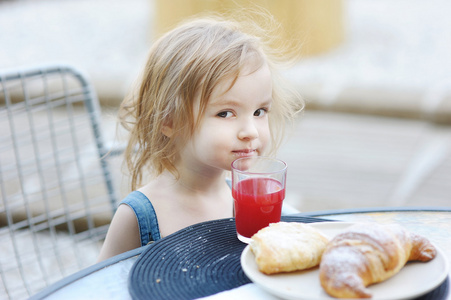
[250,222,329,275]
[319,223,437,298]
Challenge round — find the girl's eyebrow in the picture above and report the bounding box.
[210,97,272,108]
[209,98,241,107]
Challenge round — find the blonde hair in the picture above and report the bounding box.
[119,13,303,190]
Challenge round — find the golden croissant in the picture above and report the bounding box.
[319,223,436,298]
[250,222,329,274]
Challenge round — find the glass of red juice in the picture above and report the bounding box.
[231,156,287,243]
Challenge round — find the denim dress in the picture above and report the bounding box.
[119,191,162,246]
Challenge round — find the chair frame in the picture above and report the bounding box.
[0,64,119,299]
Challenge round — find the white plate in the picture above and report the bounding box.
[241,222,449,300]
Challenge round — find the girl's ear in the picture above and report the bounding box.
[161,124,173,138]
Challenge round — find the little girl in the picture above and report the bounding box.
[98,13,303,261]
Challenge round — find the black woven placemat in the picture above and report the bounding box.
[128,216,449,300]
[128,216,330,300]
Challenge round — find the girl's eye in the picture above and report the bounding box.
[217,111,233,118]
[254,108,268,117]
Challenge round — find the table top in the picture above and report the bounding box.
[31,207,451,300]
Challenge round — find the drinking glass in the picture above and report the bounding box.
[231,156,287,243]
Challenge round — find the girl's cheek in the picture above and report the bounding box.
[262,127,272,149]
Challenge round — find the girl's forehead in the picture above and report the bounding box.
[210,63,272,106]
[211,61,269,100]
[191,58,270,120]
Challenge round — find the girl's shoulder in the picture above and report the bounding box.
[120,191,157,220]
[120,190,150,205]
[119,190,161,244]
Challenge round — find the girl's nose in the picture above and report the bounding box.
[238,118,259,140]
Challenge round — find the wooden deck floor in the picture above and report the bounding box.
[278,110,451,212]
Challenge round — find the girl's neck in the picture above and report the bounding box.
[138,167,233,239]
[161,167,227,196]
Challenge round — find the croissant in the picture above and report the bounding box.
[250,222,329,274]
[319,223,436,298]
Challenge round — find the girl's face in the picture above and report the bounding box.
[181,63,273,174]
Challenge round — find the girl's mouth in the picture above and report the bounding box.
[232,149,257,157]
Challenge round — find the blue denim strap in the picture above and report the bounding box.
[120,191,161,246]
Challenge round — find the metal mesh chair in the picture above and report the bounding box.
[0,64,119,299]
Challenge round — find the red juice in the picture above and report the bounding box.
[232,177,285,239]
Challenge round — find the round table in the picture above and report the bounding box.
[31,207,451,300]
